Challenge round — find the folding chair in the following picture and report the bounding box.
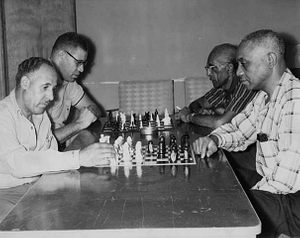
[118,79,174,116]
[184,77,211,106]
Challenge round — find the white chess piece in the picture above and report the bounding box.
[122,142,131,163]
[156,114,160,127]
[130,111,135,127]
[126,136,134,156]
[120,112,126,130]
[99,134,110,143]
[116,111,119,122]
[135,141,143,163]
[162,108,171,126]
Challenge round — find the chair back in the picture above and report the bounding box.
[184,77,211,106]
[119,79,174,116]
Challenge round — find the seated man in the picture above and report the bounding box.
[0,57,115,219]
[176,43,257,129]
[193,29,300,237]
[48,32,102,150]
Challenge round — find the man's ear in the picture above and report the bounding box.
[20,76,30,89]
[267,52,277,68]
[227,63,234,73]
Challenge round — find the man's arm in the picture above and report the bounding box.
[53,94,100,144]
[189,96,212,113]
[188,110,237,129]
[75,93,101,118]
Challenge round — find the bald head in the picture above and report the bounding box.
[207,43,238,69]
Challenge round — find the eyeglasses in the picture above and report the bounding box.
[65,51,88,67]
[205,62,231,73]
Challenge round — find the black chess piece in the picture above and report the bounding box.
[157,135,166,159]
[169,134,177,147]
[144,111,150,121]
[181,134,190,152]
[155,109,159,119]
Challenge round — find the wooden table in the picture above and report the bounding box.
[0,119,261,238]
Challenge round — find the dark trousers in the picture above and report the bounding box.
[225,144,300,237]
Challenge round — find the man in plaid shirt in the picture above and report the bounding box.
[193,29,300,237]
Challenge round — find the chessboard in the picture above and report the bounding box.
[102,109,174,133]
[98,140,196,168]
[116,144,196,167]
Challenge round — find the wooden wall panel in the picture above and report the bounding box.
[2,0,75,95]
[0,1,6,99]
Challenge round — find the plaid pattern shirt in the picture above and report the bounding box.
[211,69,300,194]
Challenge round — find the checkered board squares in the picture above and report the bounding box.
[119,80,174,116]
[112,145,196,167]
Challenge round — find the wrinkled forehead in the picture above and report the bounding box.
[207,54,227,66]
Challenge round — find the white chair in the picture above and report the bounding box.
[184,77,211,106]
[118,79,174,116]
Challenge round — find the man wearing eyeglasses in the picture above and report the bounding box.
[176,43,257,129]
[48,32,101,150]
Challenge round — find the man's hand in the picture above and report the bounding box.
[193,136,218,159]
[175,107,191,123]
[76,107,98,130]
[79,142,116,167]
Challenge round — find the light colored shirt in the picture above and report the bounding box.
[0,90,80,189]
[47,80,84,129]
[204,79,257,113]
[211,70,300,194]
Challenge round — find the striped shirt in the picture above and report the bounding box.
[211,69,300,194]
[204,78,257,113]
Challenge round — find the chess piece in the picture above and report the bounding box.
[157,135,166,159]
[162,108,171,126]
[139,114,143,129]
[122,142,131,163]
[156,114,161,127]
[150,113,154,122]
[169,134,177,147]
[147,140,154,154]
[170,144,178,163]
[130,111,135,128]
[99,134,110,143]
[135,141,143,163]
[116,111,119,122]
